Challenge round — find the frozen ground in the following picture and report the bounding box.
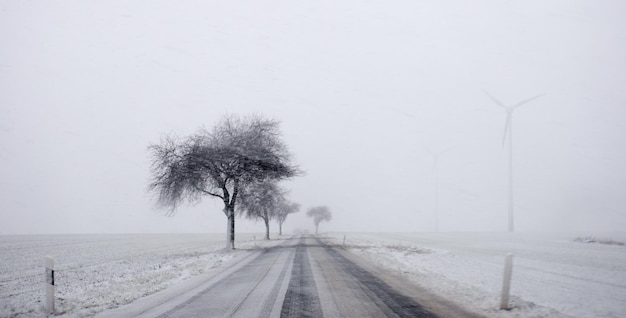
[2,232,625,317]
[322,232,626,318]
[0,233,274,318]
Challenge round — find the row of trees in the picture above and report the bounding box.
[148,115,300,249]
[238,180,300,239]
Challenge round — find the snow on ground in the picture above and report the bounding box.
[3,232,625,317]
[0,233,276,318]
[322,232,626,318]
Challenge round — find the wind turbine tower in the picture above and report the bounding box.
[425,146,454,232]
[484,91,543,232]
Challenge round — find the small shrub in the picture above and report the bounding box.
[574,236,624,246]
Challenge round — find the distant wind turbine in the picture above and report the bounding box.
[484,91,543,232]
[425,146,454,232]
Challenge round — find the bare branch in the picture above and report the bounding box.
[147,114,300,245]
[196,187,224,200]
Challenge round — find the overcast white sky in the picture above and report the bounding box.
[1,0,625,235]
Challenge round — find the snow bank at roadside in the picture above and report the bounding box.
[4,232,624,317]
[0,233,278,318]
[322,232,626,318]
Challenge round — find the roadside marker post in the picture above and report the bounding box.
[44,256,55,315]
[500,253,514,310]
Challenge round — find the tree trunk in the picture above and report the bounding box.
[264,218,270,240]
[278,221,283,236]
[315,223,319,235]
[225,207,235,250]
[230,211,235,249]
[226,180,239,250]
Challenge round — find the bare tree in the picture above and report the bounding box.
[306,206,332,235]
[276,201,300,236]
[238,180,285,240]
[148,115,298,249]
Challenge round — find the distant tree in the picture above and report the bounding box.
[148,114,298,249]
[276,201,300,236]
[306,206,332,235]
[238,180,285,240]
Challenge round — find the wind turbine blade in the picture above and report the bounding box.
[438,146,454,155]
[513,94,544,109]
[502,113,512,147]
[483,90,507,109]
[423,145,432,156]
[438,146,455,158]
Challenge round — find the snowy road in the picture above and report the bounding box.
[102,236,479,318]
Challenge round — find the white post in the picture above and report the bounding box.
[500,253,514,310]
[44,256,55,315]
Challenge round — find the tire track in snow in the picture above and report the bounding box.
[317,238,438,318]
[154,239,296,318]
[280,238,323,318]
[258,248,295,317]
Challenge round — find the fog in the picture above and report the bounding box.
[1,0,625,235]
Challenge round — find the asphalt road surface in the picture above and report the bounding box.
[116,236,482,318]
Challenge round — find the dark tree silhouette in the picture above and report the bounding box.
[307,206,332,235]
[276,201,300,236]
[238,180,284,240]
[148,115,298,249]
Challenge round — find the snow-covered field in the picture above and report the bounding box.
[2,232,625,318]
[323,232,626,318]
[0,233,273,318]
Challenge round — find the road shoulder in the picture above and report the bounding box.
[94,239,288,318]
[320,238,486,318]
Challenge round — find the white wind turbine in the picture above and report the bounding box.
[425,146,454,232]
[484,91,543,232]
